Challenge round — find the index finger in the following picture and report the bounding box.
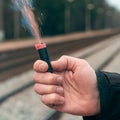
[33,60,48,73]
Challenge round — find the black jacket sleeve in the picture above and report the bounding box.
[83,71,120,120]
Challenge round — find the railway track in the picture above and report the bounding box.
[0,31,120,120]
[0,29,120,81]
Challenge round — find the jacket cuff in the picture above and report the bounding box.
[96,71,111,119]
[83,71,110,120]
[97,71,120,120]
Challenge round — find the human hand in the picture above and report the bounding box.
[33,56,100,116]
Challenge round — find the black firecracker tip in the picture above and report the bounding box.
[35,43,53,72]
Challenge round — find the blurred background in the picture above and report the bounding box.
[0,0,120,120]
[0,0,120,41]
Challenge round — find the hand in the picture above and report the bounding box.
[33,56,100,116]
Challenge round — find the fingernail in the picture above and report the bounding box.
[56,87,63,94]
[57,77,63,85]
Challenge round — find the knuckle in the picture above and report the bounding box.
[51,94,59,102]
[33,73,36,80]
[49,86,57,93]
[41,94,61,105]
[41,95,47,105]
[60,55,68,60]
[34,84,39,93]
[41,96,45,104]
[33,72,38,82]
[48,75,55,84]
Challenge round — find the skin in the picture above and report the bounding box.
[33,55,100,116]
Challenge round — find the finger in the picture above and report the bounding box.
[41,93,65,105]
[33,60,48,72]
[51,56,67,72]
[52,55,77,72]
[33,72,63,85]
[34,84,64,95]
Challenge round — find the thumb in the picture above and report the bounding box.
[52,55,77,72]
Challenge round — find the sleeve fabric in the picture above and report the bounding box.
[83,71,120,120]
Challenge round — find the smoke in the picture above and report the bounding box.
[12,0,41,42]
